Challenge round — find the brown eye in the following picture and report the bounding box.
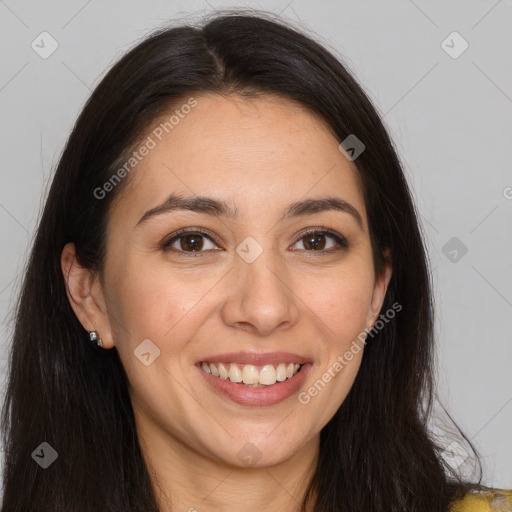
[302,232,327,250]
[179,233,204,251]
[162,229,218,254]
[292,229,348,253]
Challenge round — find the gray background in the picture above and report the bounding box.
[1,0,511,489]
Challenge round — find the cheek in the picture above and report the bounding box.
[296,269,371,423]
[300,265,375,345]
[105,261,217,351]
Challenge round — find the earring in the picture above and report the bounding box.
[88,331,103,348]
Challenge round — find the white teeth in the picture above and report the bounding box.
[228,363,242,383]
[218,362,229,379]
[259,364,277,385]
[276,363,287,382]
[210,363,220,377]
[201,361,303,386]
[242,364,259,385]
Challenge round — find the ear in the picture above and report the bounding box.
[367,249,393,328]
[61,242,114,348]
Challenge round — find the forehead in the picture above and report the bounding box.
[111,93,367,226]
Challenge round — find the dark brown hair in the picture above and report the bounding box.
[1,10,484,512]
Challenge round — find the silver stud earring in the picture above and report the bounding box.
[88,331,103,348]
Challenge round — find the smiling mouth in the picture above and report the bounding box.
[199,361,303,387]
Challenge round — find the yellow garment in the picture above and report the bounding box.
[451,490,512,512]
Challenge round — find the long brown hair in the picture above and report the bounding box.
[1,11,483,511]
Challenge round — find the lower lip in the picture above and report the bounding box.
[196,363,313,407]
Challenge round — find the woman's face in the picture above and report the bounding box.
[78,94,391,468]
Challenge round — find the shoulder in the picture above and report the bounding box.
[451,490,512,512]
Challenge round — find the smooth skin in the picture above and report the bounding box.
[62,93,392,512]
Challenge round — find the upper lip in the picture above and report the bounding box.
[197,351,312,366]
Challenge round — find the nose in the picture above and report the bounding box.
[220,245,300,337]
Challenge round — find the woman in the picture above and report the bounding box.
[1,11,510,512]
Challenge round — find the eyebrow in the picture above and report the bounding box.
[136,192,363,229]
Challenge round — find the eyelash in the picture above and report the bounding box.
[160,227,349,257]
